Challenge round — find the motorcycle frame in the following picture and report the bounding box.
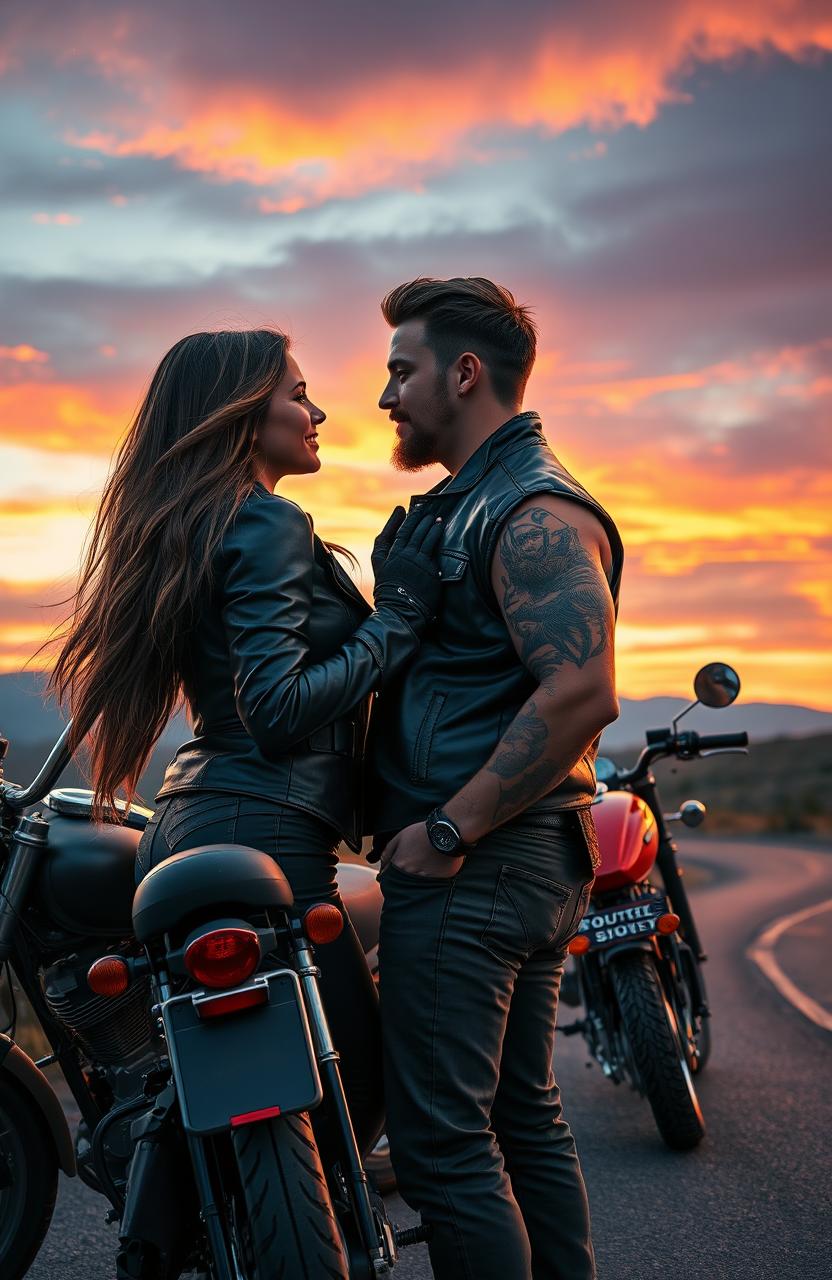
[0,792,391,1277]
[142,915,388,1279]
[0,809,110,1139]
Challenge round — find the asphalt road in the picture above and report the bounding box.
[25,834,832,1279]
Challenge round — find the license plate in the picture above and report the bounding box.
[162,968,322,1135]
[577,895,668,950]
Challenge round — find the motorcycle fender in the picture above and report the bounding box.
[601,938,657,965]
[0,1034,76,1175]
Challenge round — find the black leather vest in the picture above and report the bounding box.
[364,412,624,833]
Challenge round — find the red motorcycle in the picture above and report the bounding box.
[560,662,748,1149]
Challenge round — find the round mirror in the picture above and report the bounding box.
[595,756,619,785]
[680,800,707,828]
[693,662,740,709]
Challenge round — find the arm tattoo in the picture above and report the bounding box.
[499,506,610,689]
[490,761,557,825]
[487,698,557,823]
[489,699,547,778]
[485,504,612,824]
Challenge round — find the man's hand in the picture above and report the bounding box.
[374,821,465,879]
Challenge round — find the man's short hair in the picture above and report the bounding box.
[381,276,538,405]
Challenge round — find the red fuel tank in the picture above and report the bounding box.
[591,790,658,891]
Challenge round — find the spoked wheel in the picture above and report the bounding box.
[230,1111,349,1280]
[0,1075,59,1280]
[611,951,706,1151]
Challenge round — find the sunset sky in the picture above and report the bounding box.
[1,1,830,708]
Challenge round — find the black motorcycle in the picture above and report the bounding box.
[0,722,420,1278]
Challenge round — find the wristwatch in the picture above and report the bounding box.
[425,807,473,857]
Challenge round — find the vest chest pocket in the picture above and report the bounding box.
[410,691,447,783]
[438,548,469,582]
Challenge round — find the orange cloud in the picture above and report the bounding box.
[0,381,132,452]
[64,4,832,208]
[0,345,49,364]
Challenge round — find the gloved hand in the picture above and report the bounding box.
[372,506,407,578]
[373,507,444,623]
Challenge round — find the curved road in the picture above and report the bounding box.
[26,834,832,1279]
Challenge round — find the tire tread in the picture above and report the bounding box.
[611,950,706,1150]
[232,1111,348,1279]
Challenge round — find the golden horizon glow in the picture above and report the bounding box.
[1,3,830,711]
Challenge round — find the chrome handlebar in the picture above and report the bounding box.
[2,719,74,813]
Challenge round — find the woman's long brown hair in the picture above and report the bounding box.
[48,328,294,818]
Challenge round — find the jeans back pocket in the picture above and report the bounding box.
[482,865,572,967]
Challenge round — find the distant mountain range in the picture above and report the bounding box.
[600,695,832,752]
[2,670,830,756]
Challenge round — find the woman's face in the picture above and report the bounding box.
[254,352,326,487]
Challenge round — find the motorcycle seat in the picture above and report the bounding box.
[132,843,294,942]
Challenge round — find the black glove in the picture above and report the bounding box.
[372,506,407,578]
[373,508,444,623]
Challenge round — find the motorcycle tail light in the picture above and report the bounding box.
[657,912,681,935]
[184,927,261,989]
[303,903,344,944]
[567,934,591,955]
[87,955,130,996]
[196,985,269,1020]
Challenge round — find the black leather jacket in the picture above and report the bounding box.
[365,413,624,833]
[156,482,422,849]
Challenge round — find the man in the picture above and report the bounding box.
[366,277,623,1280]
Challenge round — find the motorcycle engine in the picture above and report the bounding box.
[41,950,160,1067]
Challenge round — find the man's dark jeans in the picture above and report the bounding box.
[378,809,598,1280]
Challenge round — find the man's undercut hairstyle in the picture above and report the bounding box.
[381,276,538,406]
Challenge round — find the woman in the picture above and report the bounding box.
[49,327,442,1158]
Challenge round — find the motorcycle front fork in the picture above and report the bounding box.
[634,775,708,967]
[565,933,707,1082]
[287,921,397,1273]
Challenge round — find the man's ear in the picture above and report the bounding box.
[455,352,482,397]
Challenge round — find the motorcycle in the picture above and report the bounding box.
[559,661,749,1150]
[0,721,415,1279]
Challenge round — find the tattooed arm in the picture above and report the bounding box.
[444,494,619,842]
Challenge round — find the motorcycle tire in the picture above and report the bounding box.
[610,951,706,1151]
[0,1074,59,1280]
[231,1110,349,1280]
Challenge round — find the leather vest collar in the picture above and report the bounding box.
[414,411,544,500]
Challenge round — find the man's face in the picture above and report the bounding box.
[378,320,453,471]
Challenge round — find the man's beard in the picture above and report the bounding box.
[392,421,441,471]
[391,379,452,472]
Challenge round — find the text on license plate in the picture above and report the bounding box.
[577,896,667,948]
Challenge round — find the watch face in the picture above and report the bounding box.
[431,821,459,852]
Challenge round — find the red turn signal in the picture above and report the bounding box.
[87,956,130,997]
[656,912,681,935]
[567,934,591,955]
[303,903,344,945]
[185,927,261,989]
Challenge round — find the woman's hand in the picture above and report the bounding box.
[373,508,444,623]
[371,506,407,578]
